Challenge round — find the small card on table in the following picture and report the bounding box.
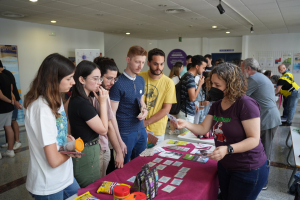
[148,162,156,167]
[171,178,183,186]
[179,167,190,173]
[172,161,183,167]
[153,158,163,163]
[159,176,171,183]
[162,185,176,193]
[127,176,136,183]
[174,172,186,178]
[157,164,167,170]
[163,160,174,165]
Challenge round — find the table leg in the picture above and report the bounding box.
[286,129,292,148]
[287,144,294,166]
[288,167,298,189]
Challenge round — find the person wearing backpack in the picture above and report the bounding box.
[177,55,207,134]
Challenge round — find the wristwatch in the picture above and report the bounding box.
[227,145,234,154]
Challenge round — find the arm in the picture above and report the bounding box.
[107,120,124,168]
[111,116,127,156]
[111,100,119,116]
[245,78,257,96]
[187,76,205,102]
[144,103,172,127]
[0,89,13,104]
[275,85,282,95]
[171,114,213,135]
[210,117,261,161]
[44,143,70,168]
[137,95,148,120]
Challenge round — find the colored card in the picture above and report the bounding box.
[157,164,167,170]
[159,176,171,183]
[171,178,183,186]
[162,185,176,193]
[148,162,156,167]
[163,160,174,165]
[179,167,190,173]
[172,161,183,167]
[153,158,163,163]
[174,172,186,178]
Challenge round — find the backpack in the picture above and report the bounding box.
[169,73,189,116]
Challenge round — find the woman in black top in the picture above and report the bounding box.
[68,60,108,188]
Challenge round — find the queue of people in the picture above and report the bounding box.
[1,45,299,200]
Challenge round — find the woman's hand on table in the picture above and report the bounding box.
[210,146,228,161]
[170,118,187,130]
[115,152,124,168]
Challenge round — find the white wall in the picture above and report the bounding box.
[0,18,104,99]
[209,37,242,54]
[243,33,300,83]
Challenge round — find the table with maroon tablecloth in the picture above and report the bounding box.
[76,141,218,200]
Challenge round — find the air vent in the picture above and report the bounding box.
[2,12,25,18]
[165,9,186,14]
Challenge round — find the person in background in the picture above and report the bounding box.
[180,55,192,77]
[264,70,273,79]
[0,60,22,150]
[24,53,80,199]
[168,62,183,135]
[270,75,280,85]
[215,58,224,65]
[140,48,176,144]
[169,62,183,85]
[68,60,108,187]
[0,68,15,158]
[177,55,207,134]
[172,63,268,199]
[110,45,148,164]
[186,63,193,71]
[93,57,125,177]
[204,54,214,71]
[276,64,300,126]
[241,58,281,190]
[194,75,210,125]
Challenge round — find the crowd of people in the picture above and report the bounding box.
[0,45,299,200]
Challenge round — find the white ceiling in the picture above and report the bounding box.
[0,0,300,39]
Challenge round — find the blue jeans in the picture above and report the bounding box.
[30,178,80,200]
[283,95,290,118]
[121,127,147,164]
[287,89,300,123]
[218,160,269,200]
[12,106,18,120]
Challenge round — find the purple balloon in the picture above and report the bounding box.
[167,49,187,69]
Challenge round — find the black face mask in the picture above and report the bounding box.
[208,87,224,101]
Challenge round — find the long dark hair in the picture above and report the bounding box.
[24,53,75,118]
[72,60,99,99]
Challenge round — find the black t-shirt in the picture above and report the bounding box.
[2,69,20,101]
[277,79,293,91]
[68,95,99,143]
[0,73,14,113]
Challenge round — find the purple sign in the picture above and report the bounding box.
[167,49,187,69]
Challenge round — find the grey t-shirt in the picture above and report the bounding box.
[246,72,281,130]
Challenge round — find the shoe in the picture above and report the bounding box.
[13,141,22,150]
[262,183,268,190]
[169,130,175,135]
[281,122,292,126]
[1,143,8,148]
[2,150,15,158]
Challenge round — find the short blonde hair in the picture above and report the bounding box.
[127,45,147,58]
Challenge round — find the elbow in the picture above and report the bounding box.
[98,129,108,136]
[189,97,196,102]
[49,161,60,169]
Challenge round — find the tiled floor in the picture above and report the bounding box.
[1,105,300,200]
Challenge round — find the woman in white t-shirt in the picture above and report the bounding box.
[24,53,80,200]
[168,62,183,134]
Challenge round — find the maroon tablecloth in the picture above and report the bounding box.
[77,143,218,200]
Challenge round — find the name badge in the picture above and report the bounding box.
[140,90,142,94]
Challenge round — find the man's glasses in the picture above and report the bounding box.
[103,76,118,83]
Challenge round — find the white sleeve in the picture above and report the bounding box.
[34,102,58,147]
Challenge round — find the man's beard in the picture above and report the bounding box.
[150,68,162,76]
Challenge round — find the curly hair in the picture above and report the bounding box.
[206,62,247,102]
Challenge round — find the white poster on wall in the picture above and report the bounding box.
[259,57,266,67]
[75,49,100,64]
[266,57,274,67]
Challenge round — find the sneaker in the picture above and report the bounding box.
[262,183,268,190]
[13,141,22,150]
[281,122,292,126]
[1,143,8,148]
[2,150,15,158]
[169,130,175,135]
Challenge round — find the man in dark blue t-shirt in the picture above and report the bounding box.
[110,45,148,163]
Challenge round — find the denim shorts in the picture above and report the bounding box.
[12,106,18,120]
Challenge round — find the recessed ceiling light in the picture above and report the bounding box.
[166,30,168,31]
[158,4,167,7]
[212,26,217,28]
[29,0,38,2]
[137,23,142,26]
[51,20,56,23]
[226,31,230,34]
[126,32,130,35]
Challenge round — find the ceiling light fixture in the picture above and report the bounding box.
[250,26,254,33]
[226,31,230,34]
[217,0,225,14]
[212,26,217,28]
[137,23,142,26]
[158,4,167,7]
[51,20,56,23]
[29,0,38,2]
[126,32,130,35]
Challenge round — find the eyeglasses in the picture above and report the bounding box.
[103,76,118,83]
[85,77,103,83]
